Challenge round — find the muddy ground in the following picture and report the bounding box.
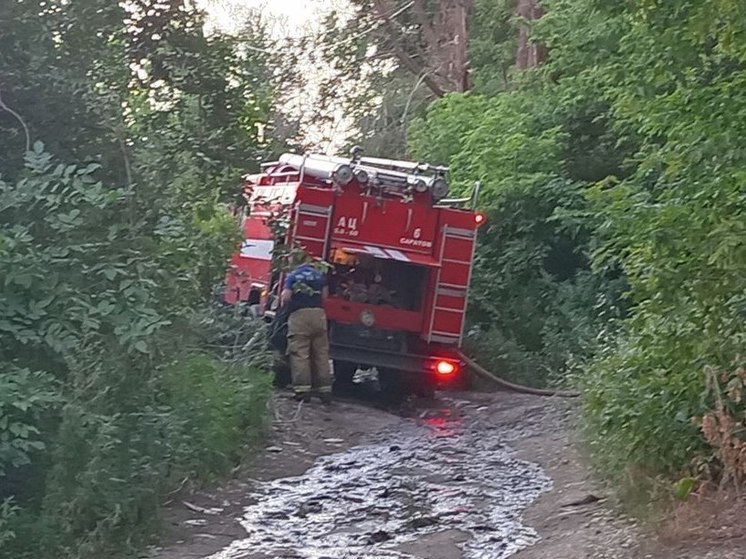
[144,390,746,559]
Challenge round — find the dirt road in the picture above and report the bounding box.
[145,391,745,559]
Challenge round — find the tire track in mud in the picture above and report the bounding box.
[206,398,552,559]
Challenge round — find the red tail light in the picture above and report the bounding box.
[436,360,457,376]
[474,212,486,226]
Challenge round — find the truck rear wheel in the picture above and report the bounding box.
[414,383,436,399]
[332,360,357,393]
[377,368,435,400]
[273,354,291,388]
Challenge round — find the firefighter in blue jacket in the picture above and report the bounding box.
[280,256,332,404]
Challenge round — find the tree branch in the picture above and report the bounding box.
[411,0,439,50]
[371,0,447,97]
[401,71,429,127]
[0,89,31,153]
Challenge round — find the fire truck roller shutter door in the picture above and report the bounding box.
[328,243,434,313]
[330,243,440,268]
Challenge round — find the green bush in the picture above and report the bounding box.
[160,354,272,479]
[1,1,276,555]
[38,353,271,558]
[0,369,61,477]
[0,498,20,549]
[571,0,746,483]
[407,0,746,492]
[465,270,624,388]
[583,315,713,479]
[0,147,273,559]
[410,92,627,387]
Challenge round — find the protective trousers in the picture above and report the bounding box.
[287,307,332,394]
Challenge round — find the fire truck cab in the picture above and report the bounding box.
[224,150,484,391]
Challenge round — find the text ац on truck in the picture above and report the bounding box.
[223,148,485,394]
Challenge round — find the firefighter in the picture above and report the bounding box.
[280,254,332,404]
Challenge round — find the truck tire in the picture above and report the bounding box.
[377,368,418,402]
[414,382,436,400]
[332,360,357,393]
[273,354,291,388]
[378,368,437,400]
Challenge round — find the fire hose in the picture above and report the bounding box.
[458,352,581,398]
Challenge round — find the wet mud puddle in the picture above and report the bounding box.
[208,399,551,559]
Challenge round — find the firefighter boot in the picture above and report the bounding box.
[318,392,332,406]
[294,391,312,403]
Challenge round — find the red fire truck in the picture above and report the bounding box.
[224,150,484,392]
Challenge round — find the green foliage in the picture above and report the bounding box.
[196,302,274,368]
[570,0,746,480]
[582,316,710,478]
[1,0,273,191]
[308,0,518,156]
[468,0,518,92]
[40,353,270,558]
[0,369,61,476]
[408,95,494,166]
[406,0,746,491]
[673,477,696,502]
[160,354,271,479]
[0,147,271,558]
[0,1,276,556]
[410,90,627,387]
[0,498,19,548]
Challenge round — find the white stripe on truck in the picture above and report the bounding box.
[364,245,388,258]
[384,249,410,262]
[240,239,274,261]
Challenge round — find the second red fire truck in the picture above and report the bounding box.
[224,149,484,392]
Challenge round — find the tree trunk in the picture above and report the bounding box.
[371,0,473,96]
[515,0,546,69]
[434,0,472,93]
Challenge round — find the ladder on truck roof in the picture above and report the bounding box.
[291,201,333,259]
[427,224,478,346]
